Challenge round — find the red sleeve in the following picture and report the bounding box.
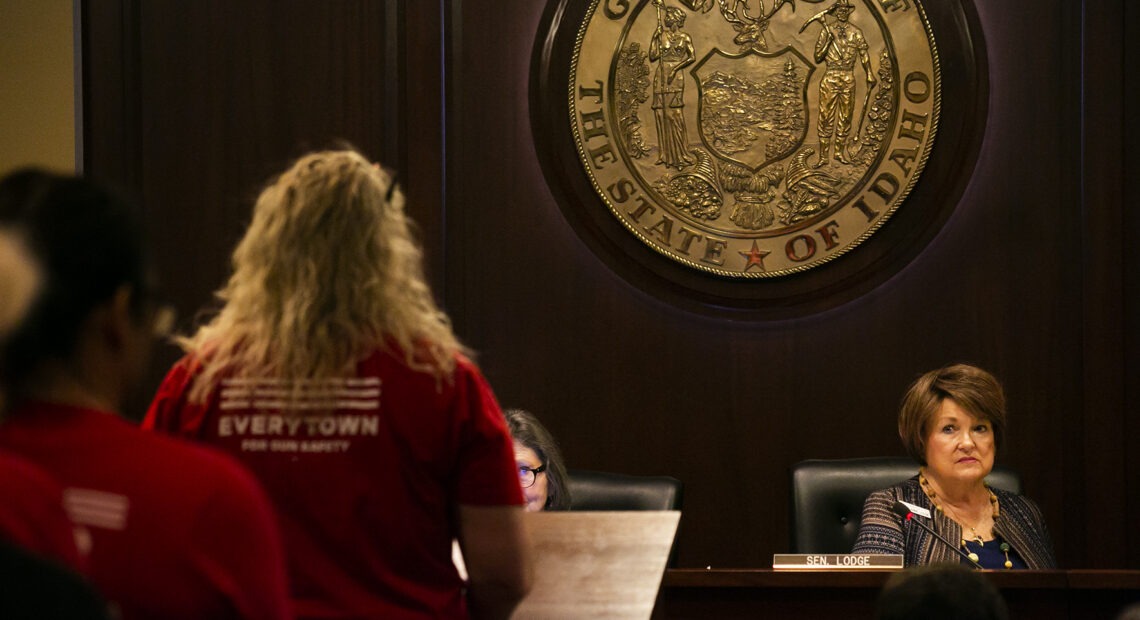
[142,357,196,433]
[189,454,291,620]
[451,358,525,507]
[0,451,85,572]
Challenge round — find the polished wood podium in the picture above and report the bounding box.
[656,568,1140,619]
[512,511,681,619]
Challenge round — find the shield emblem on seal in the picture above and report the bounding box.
[692,47,814,172]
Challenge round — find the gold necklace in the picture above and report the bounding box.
[918,469,1012,567]
[943,502,988,546]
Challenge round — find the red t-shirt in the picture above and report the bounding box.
[145,350,524,619]
[0,402,291,620]
[0,449,84,571]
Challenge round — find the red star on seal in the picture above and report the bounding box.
[739,241,769,272]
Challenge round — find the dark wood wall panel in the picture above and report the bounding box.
[79,0,1137,569]
[1125,0,1140,573]
[82,0,416,417]
[1078,0,1129,568]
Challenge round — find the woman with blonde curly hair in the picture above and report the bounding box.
[145,149,532,619]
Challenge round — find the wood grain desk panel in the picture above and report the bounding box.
[513,511,680,619]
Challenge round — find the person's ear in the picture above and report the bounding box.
[101,284,136,350]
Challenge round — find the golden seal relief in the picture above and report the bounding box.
[571,0,939,277]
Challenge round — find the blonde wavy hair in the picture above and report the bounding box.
[181,149,463,403]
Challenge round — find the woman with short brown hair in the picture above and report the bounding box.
[853,364,1056,569]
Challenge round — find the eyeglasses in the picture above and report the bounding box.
[518,464,547,488]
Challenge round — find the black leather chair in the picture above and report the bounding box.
[789,457,1022,554]
[567,470,684,512]
[567,469,684,567]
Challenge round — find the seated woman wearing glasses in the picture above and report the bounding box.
[505,409,571,511]
[853,364,1056,569]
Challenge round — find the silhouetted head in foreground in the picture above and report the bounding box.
[876,563,1009,620]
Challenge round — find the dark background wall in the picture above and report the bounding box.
[81,0,1137,569]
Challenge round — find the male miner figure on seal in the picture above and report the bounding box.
[805,0,876,167]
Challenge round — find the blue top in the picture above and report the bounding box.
[963,538,1028,570]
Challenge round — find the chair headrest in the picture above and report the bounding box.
[567,469,684,512]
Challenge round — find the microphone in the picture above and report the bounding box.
[891,501,983,570]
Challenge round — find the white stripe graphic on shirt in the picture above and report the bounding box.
[220,388,381,399]
[222,377,380,386]
[221,399,379,411]
[218,377,381,411]
[63,488,129,531]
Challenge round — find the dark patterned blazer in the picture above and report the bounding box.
[851,476,1057,569]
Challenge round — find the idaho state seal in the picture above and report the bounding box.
[571,0,939,277]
